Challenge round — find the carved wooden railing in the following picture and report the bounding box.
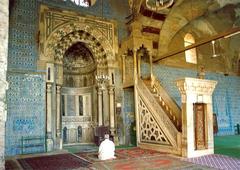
[137,79,181,154]
[143,76,182,131]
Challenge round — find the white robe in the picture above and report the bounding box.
[98,139,116,160]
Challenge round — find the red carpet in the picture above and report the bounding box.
[90,155,211,170]
[5,160,20,170]
[76,147,165,163]
[115,147,165,158]
[18,153,91,170]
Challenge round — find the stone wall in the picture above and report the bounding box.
[141,63,240,136]
[0,0,9,168]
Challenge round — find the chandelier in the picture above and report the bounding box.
[66,0,91,7]
[146,0,174,11]
[95,74,110,90]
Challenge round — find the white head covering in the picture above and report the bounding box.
[104,134,109,139]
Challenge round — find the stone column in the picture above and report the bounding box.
[149,52,153,80]
[137,54,141,78]
[46,83,53,151]
[176,77,217,158]
[56,85,62,149]
[56,85,61,137]
[122,54,126,83]
[97,87,103,126]
[108,85,115,135]
[133,49,138,84]
[0,0,9,168]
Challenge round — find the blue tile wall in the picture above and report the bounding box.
[123,88,135,145]
[5,72,46,156]
[141,63,240,136]
[8,0,39,71]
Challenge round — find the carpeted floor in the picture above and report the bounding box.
[64,144,98,153]
[183,154,240,170]
[214,135,240,158]
[90,155,213,170]
[75,147,165,162]
[17,153,91,170]
[5,159,21,170]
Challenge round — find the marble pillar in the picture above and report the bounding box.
[97,87,103,126]
[46,83,53,151]
[137,54,141,78]
[0,0,9,168]
[176,77,217,158]
[133,49,138,84]
[122,54,126,83]
[108,85,115,135]
[56,85,62,149]
[149,53,153,80]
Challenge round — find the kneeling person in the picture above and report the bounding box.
[98,134,116,160]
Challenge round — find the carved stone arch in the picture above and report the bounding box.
[54,30,108,68]
[44,22,114,64]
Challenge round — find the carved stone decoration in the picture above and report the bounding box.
[194,103,207,150]
[38,5,117,69]
[138,98,170,145]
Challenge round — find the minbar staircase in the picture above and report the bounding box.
[143,78,182,131]
[136,77,182,155]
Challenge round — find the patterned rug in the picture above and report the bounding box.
[183,154,240,170]
[18,153,91,170]
[76,147,165,163]
[90,155,213,170]
[5,160,20,170]
[115,147,165,158]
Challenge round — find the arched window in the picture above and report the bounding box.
[184,33,197,64]
[78,126,83,142]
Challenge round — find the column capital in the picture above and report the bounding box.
[133,48,138,53]
[56,85,61,94]
[46,83,52,92]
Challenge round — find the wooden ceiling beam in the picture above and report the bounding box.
[153,27,240,62]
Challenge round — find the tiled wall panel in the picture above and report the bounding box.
[5,73,46,156]
[123,88,135,145]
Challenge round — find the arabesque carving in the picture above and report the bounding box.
[139,98,170,145]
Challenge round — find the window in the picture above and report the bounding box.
[61,95,65,116]
[184,33,197,64]
[79,96,83,116]
[66,0,93,7]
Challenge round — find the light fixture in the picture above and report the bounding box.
[95,74,110,90]
[224,30,240,39]
[65,0,90,7]
[211,40,220,58]
[146,0,174,11]
[95,0,110,90]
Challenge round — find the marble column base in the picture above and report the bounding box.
[46,138,54,152]
[55,137,63,150]
[110,128,119,146]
